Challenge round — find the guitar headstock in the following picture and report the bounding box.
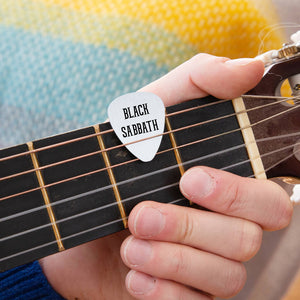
[242,33,300,188]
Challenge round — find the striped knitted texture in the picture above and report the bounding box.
[0,0,284,148]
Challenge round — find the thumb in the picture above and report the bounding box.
[139,53,264,107]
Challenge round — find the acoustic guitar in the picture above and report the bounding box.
[0,41,299,273]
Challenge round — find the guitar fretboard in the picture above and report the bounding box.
[0,96,253,272]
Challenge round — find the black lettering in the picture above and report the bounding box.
[137,105,143,116]
[142,122,148,133]
[137,123,142,134]
[127,125,133,137]
[123,108,130,119]
[142,103,150,115]
[121,126,127,137]
[133,106,139,117]
[146,120,152,132]
[132,124,138,135]
[152,119,159,131]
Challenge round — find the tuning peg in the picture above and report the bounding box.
[291,30,300,43]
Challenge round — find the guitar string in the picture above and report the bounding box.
[0,197,186,263]
[1,142,299,246]
[1,138,299,226]
[0,102,299,202]
[0,95,297,183]
[0,94,298,163]
[0,182,181,241]
[1,145,299,262]
[1,144,250,221]
[261,147,300,176]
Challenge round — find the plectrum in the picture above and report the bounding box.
[108,92,165,162]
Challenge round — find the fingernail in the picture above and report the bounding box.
[124,237,152,266]
[180,167,215,200]
[225,58,255,66]
[134,206,165,237]
[126,270,156,295]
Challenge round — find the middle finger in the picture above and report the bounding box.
[127,201,262,262]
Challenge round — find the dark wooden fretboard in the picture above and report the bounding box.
[0,96,253,272]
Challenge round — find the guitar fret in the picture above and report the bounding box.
[27,142,65,252]
[93,125,128,228]
[165,115,192,206]
[165,116,185,176]
[232,97,267,179]
[166,96,254,177]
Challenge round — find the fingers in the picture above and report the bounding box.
[125,271,212,300]
[180,167,293,230]
[139,54,264,106]
[127,202,262,262]
[121,167,292,299]
[121,237,246,299]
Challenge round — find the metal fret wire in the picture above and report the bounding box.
[0,97,299,202]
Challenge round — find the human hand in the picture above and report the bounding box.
[120,167,292,299]
[119,54,293,299]
[40,54,293,299]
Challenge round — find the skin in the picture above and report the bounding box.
[39,54,293,299]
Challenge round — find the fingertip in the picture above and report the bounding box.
[127,201,166,238]
[139,53,264,107]
[126,270,157,297]
[127,201,151,233]
[189,55,264,100]
[180,167,216,202]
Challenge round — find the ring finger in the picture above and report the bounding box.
[121,236,246,298]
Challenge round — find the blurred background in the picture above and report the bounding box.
[1,0,298,147]
[0,1,299,299]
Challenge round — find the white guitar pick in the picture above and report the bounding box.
[108,92,165,162]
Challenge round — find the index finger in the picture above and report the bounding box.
[139,54,264,106]
[180,166,293,230]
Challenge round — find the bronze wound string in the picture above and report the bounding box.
[0,95,299,183]
[0,94,298,164]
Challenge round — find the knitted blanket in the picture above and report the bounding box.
[0,0,284,147]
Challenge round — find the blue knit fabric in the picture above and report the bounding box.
[0,262,64,300]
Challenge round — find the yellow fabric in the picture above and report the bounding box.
[2,0,285,63]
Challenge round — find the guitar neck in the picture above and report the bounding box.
[0,96,254,272]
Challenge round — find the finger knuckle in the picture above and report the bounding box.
[223,262,247,298]
[190,53,211,63]
[178,212,194,244]
[237,221,263,261]
[170,248,188,277]
[221,180,245,214]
